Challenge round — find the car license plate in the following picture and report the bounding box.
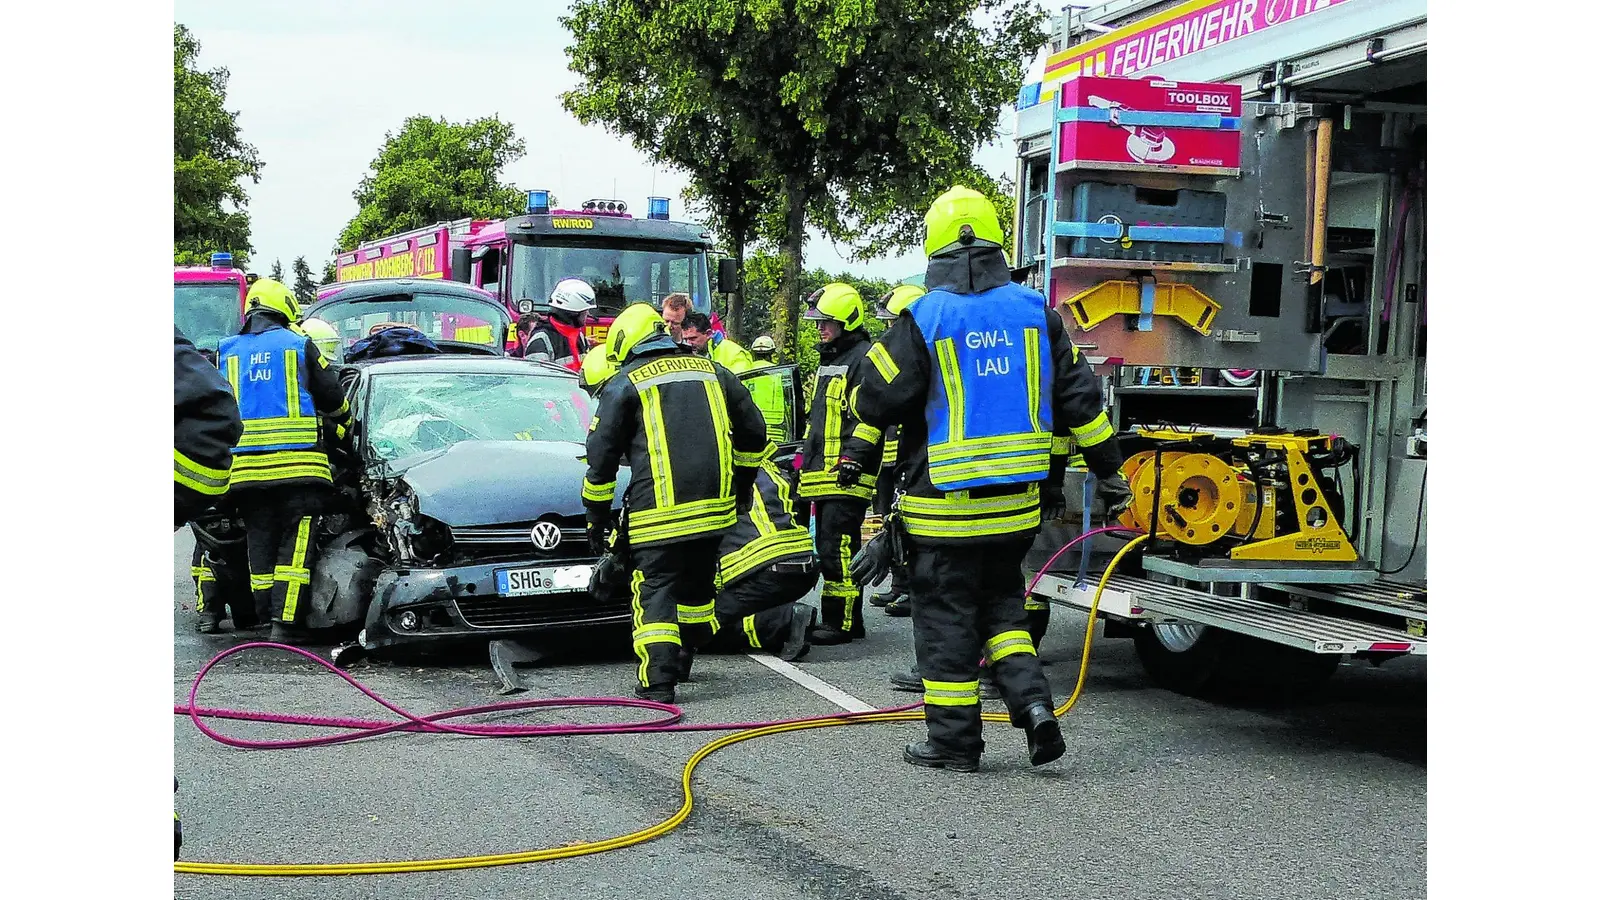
[495,565,592,597]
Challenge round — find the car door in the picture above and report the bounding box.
[739,364,803,460]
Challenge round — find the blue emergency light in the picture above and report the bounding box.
[647,197,671,221]
[527,190,551,215]
[210,252,233,269]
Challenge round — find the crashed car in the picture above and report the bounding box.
[305,354,632,653]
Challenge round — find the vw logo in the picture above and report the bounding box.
[529,522,563,550]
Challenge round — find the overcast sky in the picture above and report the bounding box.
[176,0,1024,282]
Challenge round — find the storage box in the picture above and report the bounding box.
[1056,76,1242,173]
[1068,182,1226,263]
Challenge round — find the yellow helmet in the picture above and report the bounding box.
[299,317,342,362]
[245,278,301,323]
[876,284,926,319]
[579,345,618,392]
[924,185,1005,258]
[606,302,667,363]
[803,282,866,332]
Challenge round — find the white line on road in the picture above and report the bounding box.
[746,655,876,713]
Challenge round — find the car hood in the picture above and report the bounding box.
[391,441,629,527]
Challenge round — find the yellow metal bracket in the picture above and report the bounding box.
[1063,280,1221,335]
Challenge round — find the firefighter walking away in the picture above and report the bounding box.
[583,303,771,703]
[843,186,1132,771]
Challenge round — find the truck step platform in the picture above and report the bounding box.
[1034,572,1426,656]
[1262,579,1427,621]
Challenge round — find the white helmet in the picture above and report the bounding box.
[549,278,597,314]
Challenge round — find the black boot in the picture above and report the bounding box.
[777,603,816,662]
[675,647,696,683]
[889,668,922,692]
[1021,702,1066,767]
[849,598,866,639]
[195,611,222,634]
[884,594,911,617]
[810,623,853,645]
[870,590,894,608]
[903,741,980,772]
[634,683,676,704]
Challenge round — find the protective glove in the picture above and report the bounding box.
[734,466,757,514]
[1040,481,1068,524]
[1096,474,1133,520]
[832,456,864,488]
[849,530,893,588]
[585,503,611,556]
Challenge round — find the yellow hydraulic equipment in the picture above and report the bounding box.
[1062,280,1221,334]
[1117,428,1358,564]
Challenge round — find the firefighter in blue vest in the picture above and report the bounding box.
[797,283,883,644]
[217,279,351,645]
[839,186,1132,771]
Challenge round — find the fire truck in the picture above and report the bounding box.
[174,252,248,353]
[1013,0,1426,696]
[332,192,736,351]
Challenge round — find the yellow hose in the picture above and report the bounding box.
[177,535,1149,877]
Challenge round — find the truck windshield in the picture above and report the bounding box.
[174,282,241,352]
[313,294,509,351]
[510,240,710,317]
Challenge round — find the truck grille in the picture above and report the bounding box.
[453,593,630,629]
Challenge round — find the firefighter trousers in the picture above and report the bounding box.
[814,498,867,635]
[909,536,1054,757]
[703,567,818,654]
[234,489,325,627]
[190,537,257,628]
[629,537,720,690]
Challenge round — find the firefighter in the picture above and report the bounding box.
[867,284,925,618]
[583,302,771,703]
[175,325,242,528]
[300,317,343,365]
[682,311,757,372]
[750,335,778,365]
[839,186,1132,771]
[796,282,883,645]
[524,278,595,371]
[218,278,351,645]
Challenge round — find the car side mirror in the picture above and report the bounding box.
[449,248,471,283]
[716,258,739,294]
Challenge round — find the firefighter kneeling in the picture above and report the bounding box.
[583,346,819,669]
[843,187,1131,771]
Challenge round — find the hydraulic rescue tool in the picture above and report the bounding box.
[1115,426,1374,583]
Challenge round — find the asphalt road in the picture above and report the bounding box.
[173,530,1426,900]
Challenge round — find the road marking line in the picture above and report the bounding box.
[746,655,875,713]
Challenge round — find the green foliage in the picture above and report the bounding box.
[174,24,263,267]
[268,259,284,282]
[736,249,895,384]
[560,0,1045,356]
[338,115,526,251]
[320,259,337,286]
[290,257,318,306]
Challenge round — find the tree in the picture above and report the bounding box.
[321,258,337,286]
[561,1,1045,358]
[174,24,263,267]
[290,257,318,307]
[562,8,776,342]
[268,259,284,283]
[338,115,526,251]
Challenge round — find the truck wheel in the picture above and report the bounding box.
[1132,622,1227,696]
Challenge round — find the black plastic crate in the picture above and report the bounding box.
[1066,183,1226,263]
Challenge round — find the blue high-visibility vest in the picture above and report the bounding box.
[218,327,320,454]
[908,282,1054,490]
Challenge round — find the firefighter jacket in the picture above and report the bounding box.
[709,334,757,373]
[525,318,590,371]
[842,246,1122,544]
[218,313,350,491]
[583,336,772,548]
[798,329,882,501]
[175,325,243,502]
[717,460,817,589]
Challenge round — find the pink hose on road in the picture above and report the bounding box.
[177,526,1136,752]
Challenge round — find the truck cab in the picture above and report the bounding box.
[173,252,247,354]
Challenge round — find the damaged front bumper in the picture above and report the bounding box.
[359,556,630,652]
